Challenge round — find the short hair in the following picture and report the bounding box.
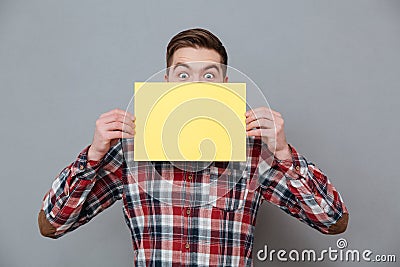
[166,28,228,76]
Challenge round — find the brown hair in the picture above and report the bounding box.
[166,28,228,76]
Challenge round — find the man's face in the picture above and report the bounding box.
[164,47,228,83]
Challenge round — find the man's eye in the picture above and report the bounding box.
[178,72,189,79]
[204,73,214,79]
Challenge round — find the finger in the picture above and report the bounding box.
[245,109,275,124]
[246,119,275,130]
[125,111,135,120]
[100,109,135,121]
[120,129,135,138]
[104,121,135,135]
[245,108,274,121]
[99,116,136,136]
[109,122,135,134]
[105,131,134,140]
[100,113,135,125]
[121,120,135,134]
[246,128,275,137]
[246,107,281,116]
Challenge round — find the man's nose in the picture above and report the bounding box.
[190,73,200,82]
[191,74,206,82]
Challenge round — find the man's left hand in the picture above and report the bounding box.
[245,107,292,161]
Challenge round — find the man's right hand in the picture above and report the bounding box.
[88,109,136,161]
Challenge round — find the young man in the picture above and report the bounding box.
[38,28,349,266]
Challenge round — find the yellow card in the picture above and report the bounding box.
[133,82,246,161]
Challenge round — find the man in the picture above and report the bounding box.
[38,28,349,266]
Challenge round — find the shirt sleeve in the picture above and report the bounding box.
[257,141,349,234]
[40,139,125,238]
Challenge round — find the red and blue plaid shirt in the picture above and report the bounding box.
[41,136,348,266]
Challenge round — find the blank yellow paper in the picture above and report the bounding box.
[133,82,246,161]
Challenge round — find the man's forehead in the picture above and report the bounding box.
[171,47,222,66]
[173,57,221,65]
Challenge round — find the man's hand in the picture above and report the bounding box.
[245,107,291,161]
[88,109,136,161]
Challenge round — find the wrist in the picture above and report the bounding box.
[87,145,104,162]
[275,144,292,161]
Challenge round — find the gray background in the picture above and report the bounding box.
[0,0,399,266]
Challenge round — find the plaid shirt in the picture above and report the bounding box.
[41,136,348,266]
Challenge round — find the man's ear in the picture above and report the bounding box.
[164,74,168,82]
[224,76,229,83]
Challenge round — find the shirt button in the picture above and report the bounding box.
[79,165,84,170]
[295,165,300,171]
[188,175,192,180]
[185,243,190,249]
[186,209,191,215]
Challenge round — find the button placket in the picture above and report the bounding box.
[182,169,191,254]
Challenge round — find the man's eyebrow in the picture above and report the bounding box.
[203,64,221,73]
[173,63,191,71]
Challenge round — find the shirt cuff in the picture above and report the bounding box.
[273,144,308,180]
[70,145,103,180]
